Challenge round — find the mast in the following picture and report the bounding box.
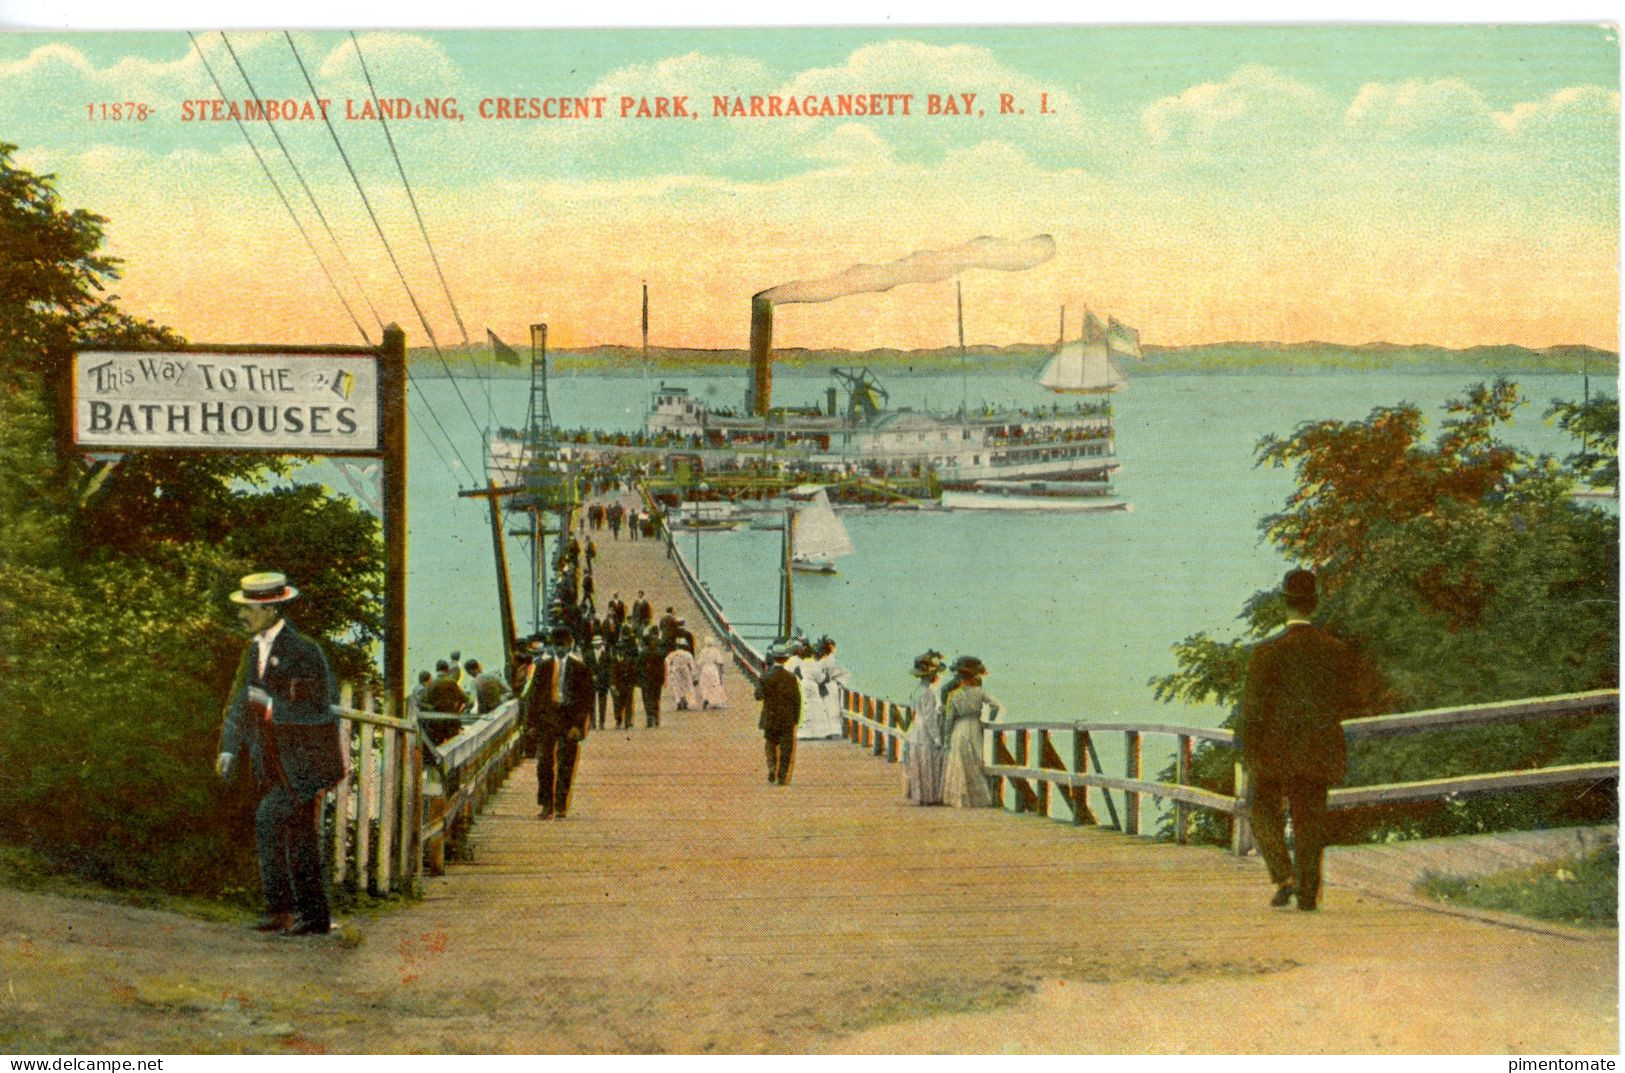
[779,505,796,638]
[957,279,967,414]
[641,280,650,386]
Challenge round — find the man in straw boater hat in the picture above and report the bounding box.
[1235,568,1362,912]
[216,572,342,936]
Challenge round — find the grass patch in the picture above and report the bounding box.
[1418,844,1618,928]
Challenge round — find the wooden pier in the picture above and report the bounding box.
[325,510,1616,1052]
[0,497,1614,1054]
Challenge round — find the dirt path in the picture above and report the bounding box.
[1,514,1615,1054]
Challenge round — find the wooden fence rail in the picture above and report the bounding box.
[328,681,531,893]
[329,683,421,896]
[650,483,1619,855]
[838,685,1619,855]
[417,697,526,875]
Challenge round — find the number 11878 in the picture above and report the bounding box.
[87,102,151,121]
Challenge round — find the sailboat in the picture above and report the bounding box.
[1037,309,1138,394]
[788,485,855,573]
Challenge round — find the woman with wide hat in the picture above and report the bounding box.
[903,651,946,805]
[939,655,1004,808]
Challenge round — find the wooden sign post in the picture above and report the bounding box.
[70,327,409,719]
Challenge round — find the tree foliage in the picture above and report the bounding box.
[1153,379,1619,845]
[1546,393,1619,491]
[0,142,382,893]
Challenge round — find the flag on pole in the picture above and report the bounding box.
[1107,316,1143,360]
[487,328,522,366]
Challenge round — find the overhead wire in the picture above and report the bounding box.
[281,31,490,453]
[193,31,473,487]
[186,31,374,347]
[347,31,495,420]
[216,32,389,339]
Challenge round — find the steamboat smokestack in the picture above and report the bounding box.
[749,294,773,415]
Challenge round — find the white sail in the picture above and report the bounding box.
[1039,338,1124,393]
[1036,346,1084,390]
[792,487,854,560]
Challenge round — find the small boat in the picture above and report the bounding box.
[671,501,746,531]
[941,490,1131,513]
[791,554,839,574]
[788,485,854,573]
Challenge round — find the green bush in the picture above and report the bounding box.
[0,142,383,899]
[1419,844,1618,927]
[1154,383,1618,846]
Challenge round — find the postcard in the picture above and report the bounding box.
[0,19,1616,1057]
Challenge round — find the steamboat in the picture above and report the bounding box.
[488,294,1140,509]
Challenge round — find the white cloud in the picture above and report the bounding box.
[1344,78,1500,143]
[313,31,461,98]
[1143,64,1336,159]
[1497,85,1620,142]
[0,41,94,80]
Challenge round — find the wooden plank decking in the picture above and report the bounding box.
[311,510,1617,1053]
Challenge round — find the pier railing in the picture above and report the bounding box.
[416,697,526,874]
[329,683,422,896]
[839,685,1619,854]
[653,494,768,682]
[329,680,529,891]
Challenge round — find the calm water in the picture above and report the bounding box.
[319,365,1596,776]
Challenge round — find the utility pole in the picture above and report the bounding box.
[486,479,517,678]
[380,324,408,719]
[779,505,796,638]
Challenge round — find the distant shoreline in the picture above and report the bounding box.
[408,341,1617,378]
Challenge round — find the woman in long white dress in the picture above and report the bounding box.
[940,655,1003,808]
[696,636,729,710]
[904,651,946,804]
[813,637,850,737]
[796,637,845,739]
[664,637,699,711]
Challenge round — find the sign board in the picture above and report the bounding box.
[72,351,380,453]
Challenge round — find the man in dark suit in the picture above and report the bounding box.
[630,591,653,630]
[1236,569,1362,912]
[757,641,803,786]
[216,572,342,936]
[529,624,594,819]
[638,629,668,728]
[610,634,640,730]
[606,592,628,633]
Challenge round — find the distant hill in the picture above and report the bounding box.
[410,340,1618,377]
[1135,341,1617,375]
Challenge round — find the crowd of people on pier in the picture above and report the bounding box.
[408,486,879,817]
[582,496,656,541]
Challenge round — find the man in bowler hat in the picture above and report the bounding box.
[216,572,342,936]
[1236,568,1362,911]
[757,641,803,786]
[529,624,594,819]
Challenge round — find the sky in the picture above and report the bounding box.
[0,23,1618,351]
